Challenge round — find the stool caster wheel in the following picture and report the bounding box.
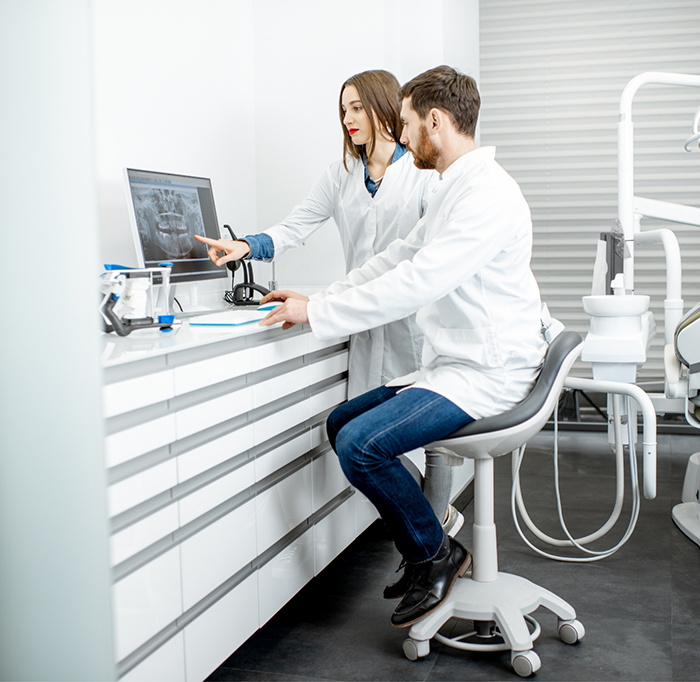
[511,650,541,677]
[558,618,585,644]
[403,638,430,661]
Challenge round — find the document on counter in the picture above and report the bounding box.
[188,304,281,327]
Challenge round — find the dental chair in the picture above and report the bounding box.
[671,303,700,546]
[402,330,586,677]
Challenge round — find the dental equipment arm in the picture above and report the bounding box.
[618,72,700,293]
[683,104,700,151]
[564,376,657,499]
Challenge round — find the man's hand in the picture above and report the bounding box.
[194,234,250,266]
[259,292,310,330]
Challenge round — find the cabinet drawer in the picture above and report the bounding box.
[110,504,179,566]
[312,450,350,513]
[178,462,255,527]
[177,424,254,483]
[310,422,328,450]
[183,573,259,682]
[355,489,380,536]
[308,351,348,385]
[105,414,176,468]
[309,382,347,418]
[249,334,308,372]
[256,464,313,555]
[120,631,185,682]
[252,365,309,409]
[173,348,251,395]
[103,370,174,418]
[254,431,311,482]
[108,459,178,517]
[258,528,314,626]
[307,335,349,353]
[180,499,256,612]
[112,548,182,661]
[253,399,310,446]
[314,498,356,575]
[175,386,253,440]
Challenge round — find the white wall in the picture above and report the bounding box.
[92,0,479,293]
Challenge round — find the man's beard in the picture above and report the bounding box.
[409,124,440,170]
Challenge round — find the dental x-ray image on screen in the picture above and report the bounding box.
[132,185,207,260]
[124,169,227,284]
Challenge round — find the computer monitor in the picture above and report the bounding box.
[124,168,227,285]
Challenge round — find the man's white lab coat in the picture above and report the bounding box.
[307,147,547,419]
[265,152,436,398]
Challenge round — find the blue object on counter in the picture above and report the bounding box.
[104,264,135,270]
[158,315,175,324]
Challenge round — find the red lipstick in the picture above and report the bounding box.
[348,128,359,135]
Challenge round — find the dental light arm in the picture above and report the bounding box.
[683,104,700,151]
[618,71,700,293]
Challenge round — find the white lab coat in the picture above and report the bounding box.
[307,147,547,419]
[264,152,437,398]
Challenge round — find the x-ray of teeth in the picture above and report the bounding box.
[133,186,208,260]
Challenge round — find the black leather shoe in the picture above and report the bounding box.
[390,537,472,628]
[383,561,417,600]
[384,506,465,599]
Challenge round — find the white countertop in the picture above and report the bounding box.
[100,315,295,368]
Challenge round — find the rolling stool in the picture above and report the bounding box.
[402,331,586,677]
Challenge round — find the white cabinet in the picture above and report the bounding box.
[105,414,176,468]
[108,459,178,517]
[312,450,350,513]
[103,326,369,681]
[120,632,185,682]
[178,463,255,526]
[257,528,315,625]
[110,505,179,566]
[254,431,311,482]
[180,499,257,612]
[314,499,357,576]
[175,386,253,439]
[173,348,251,395]
[183,573,259,682]
[253,400,311,445]
[256,464,313,556]
[112,547,183,661]
[177,424,255,483]
[102,369,174,418]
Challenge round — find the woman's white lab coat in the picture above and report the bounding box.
[265,152,436,398]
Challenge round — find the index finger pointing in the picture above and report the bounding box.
[195,235,219,247]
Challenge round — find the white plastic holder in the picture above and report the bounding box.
[580,294,654,383]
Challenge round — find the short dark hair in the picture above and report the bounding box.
[399,65,480,138]
[339,70,402,171]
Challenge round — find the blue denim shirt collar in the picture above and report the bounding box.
[363,143,407,197]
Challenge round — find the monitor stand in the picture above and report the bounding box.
[170,282,225,316]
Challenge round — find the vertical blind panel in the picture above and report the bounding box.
[480,0,700,379]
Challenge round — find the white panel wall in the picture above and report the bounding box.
[92,0,480,292]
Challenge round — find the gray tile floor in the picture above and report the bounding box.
[208,431,700,681]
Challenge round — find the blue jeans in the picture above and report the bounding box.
[327,386,474,563]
